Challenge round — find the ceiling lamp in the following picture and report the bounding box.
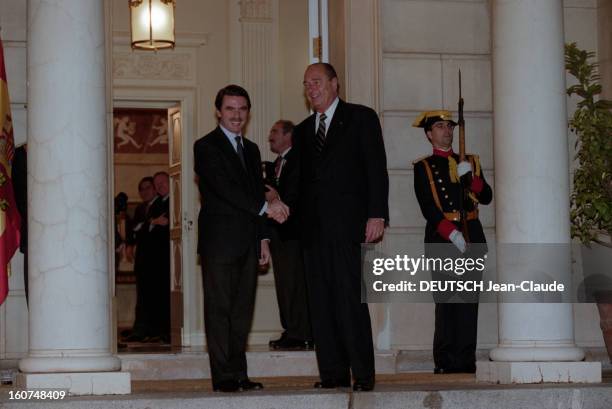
[129,0,176,50]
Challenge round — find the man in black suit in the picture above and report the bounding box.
[194,85,288,393]
[11,144,27,305]
[296,63,389,392]
[265,120,312,350]
[146,171,171,343]
[123,176,156,341]
[412,110,492,374]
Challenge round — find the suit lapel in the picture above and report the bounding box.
[278,147,296,186]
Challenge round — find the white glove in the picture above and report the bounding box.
[457,161,472,177]
[449,229,467,254]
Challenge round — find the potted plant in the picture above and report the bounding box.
[565,42,612,362]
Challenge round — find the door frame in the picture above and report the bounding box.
[112,87,200,347]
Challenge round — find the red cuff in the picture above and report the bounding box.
[437,219,456,241]
[471,175,484,194]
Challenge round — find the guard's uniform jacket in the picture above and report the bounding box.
[413,151,492,246]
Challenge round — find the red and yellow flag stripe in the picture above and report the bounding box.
[0,36,21,306]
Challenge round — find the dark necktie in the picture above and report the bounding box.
[315,113,327,153]
[274,155,283,180]
[235,135,247,169]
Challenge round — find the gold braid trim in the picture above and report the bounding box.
[421,160,443,211]
[448,156,459,183]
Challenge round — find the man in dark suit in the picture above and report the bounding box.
[265,120,312,350]
[194,84,288,393]
[145,171,171,343]
[412,110,492,374]
[296,63,389,392]
[11,144,27,305]
[123,176,156,342]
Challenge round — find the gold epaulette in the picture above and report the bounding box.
[412,155,430,166]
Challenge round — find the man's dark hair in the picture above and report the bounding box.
[138,176,154,191]
[276,119,295,136]
[214,84,252,111]
[153,171,169,180]
[276,119,295,144]
[115,192,128,213]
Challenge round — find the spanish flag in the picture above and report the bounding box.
[0,36,21,306]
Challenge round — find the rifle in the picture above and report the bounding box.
[457,70,470,243]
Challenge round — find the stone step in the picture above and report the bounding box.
[119,348,399,380]
[2,374,612,409]
[118,347,611,381]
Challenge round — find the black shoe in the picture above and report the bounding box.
[213,379,240,393]
[353,380,374,392]
[271,337,314,351]
[143,335,162,343]
[314,379,351,389]
[238,379,263,391]
[269,332,289,349]
[124,333,145,342]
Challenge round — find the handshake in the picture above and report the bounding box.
[264,184,289,223]
[266,197,289,223]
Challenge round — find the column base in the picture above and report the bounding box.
[16,372,131,396]
[477,361,601,384]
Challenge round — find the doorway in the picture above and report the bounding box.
[112,103,182,351]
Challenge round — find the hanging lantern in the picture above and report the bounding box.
[129,0,176,50]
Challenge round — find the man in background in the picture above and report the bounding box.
[266,120,312,351]
[124,176,157,342]
[11,144,27,305]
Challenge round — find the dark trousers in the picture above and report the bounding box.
[131,247,170,338]
[433,302,479,371]
[201,245,258,383]
[304,240,374,383]
[131,252,148,336]
[428,245,482,371]
[269,230,312,341]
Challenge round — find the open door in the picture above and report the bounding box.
[168,106,183,348]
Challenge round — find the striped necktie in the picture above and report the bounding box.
[315,113,327,153]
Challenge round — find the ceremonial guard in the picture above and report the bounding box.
[412,109,492,374]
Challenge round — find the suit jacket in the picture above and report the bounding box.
[12,145,27,253]
[194,126,267,258]
[268,147,301,241]
[296,99,389,244]
[148,195,170,244]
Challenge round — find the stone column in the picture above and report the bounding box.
[17,0,129,395]
[476,0,600,384]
